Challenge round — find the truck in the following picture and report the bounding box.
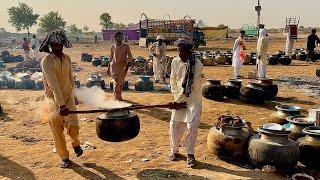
[139,14,206,48]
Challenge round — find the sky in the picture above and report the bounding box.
[0,0,319,33]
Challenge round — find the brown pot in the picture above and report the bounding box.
[286,115,315,140]
[207,124,251,160]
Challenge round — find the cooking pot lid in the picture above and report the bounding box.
[262,123,283,131]
[303,126,320,136]
[257,126,291,135]
[291,173,315,180]
[275,105,301,112]
[286,115,315,125]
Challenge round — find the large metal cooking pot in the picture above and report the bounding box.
[202,80,226,101]
[248,126,299,168]
[225,79,242,99]
[207,122,251,160]
[286,115,315,140]
[96,106,140,142]
[269,105,301,125]
[297,126,320,168]
[135,75,154,91]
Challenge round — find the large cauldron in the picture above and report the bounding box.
[207,122,251,160]
[269,105,301,125]
[268,54,279,65]
[202,80,226,101]
[279,55,292,65]
[96,109,140,142]
[248,126,299,168]
[225,79,242,99]
[286,115,315,140]
[297,126,320,168]
[239,84,265,104]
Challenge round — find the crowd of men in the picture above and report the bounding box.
[26,27,319,169]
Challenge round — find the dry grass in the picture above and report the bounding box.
[0,38,319,180]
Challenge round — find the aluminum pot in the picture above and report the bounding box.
[96,109,140,142]
[135,75,154,91]
[248,126,299,168]
[286,115,315,140]
[297,126,320,168]
[269,105,301,125]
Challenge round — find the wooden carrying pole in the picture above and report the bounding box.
[68,102,186,114]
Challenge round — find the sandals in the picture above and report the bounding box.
[169,153,179,161]
[60,159,71,168]
[187,154,196,168]
[73,146,83,157]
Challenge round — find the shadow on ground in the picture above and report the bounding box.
[137,168,209,180]
[71,162,124,180]
[0,155,36,180]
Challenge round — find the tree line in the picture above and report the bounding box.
[6,3,134,38]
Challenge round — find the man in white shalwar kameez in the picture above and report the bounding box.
[149,35,167,83]
[256,29,269,79]
[30,35,39,60]
[232,30,247,79]
[284,31,294,57]
[169,38,203,168]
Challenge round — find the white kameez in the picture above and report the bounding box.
[232,37,246,78]
[149,42,167,81]
[256,29,269,79]
[30,38,39,60]
[169,57,203,154]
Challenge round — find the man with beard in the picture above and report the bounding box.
[40,29,82,168]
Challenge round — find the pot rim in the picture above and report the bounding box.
[257,126,291,136]
[286,115,315,125]
[275,105,301,112]
[291,173,315,180]
[303,126,320,136]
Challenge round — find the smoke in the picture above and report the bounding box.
[75,87,131,109]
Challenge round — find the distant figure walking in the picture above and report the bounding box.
[22,37,31,60]
[232,30,247,79]
[94,34,98,44]
[30,35,39,60]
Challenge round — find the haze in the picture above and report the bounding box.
[0,0,319,33]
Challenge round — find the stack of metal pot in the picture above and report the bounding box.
[224,50,233,65]
[202,79,226,101]
[248,124,300,169]
[85,73,106,89]
[269,105,302,125]
[135,75,154,91]
[207,115,252,160]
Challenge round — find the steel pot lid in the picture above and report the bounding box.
[228,79,242,83]
[286,115,315,125]
[257,126,291,136]
[275,105,301,112]
[303,126,320,136]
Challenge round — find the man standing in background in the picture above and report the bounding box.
[149,35,167,84]
[107,31,133,101]
[232,30,247,79]
[30,35,39,60]
[256,29,269,79]
[307,29,320,62]
[22,37,31,60]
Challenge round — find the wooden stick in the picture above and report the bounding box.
[68,103,174,115]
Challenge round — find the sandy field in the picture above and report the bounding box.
[1,38,319,180]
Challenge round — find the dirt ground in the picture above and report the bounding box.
[1,39,319,180]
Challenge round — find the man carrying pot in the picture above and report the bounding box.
[169,38,203,168]
[232,30,247,79]
[40,29,82,168]
[149,35,167,84]
[107,31,133,101]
